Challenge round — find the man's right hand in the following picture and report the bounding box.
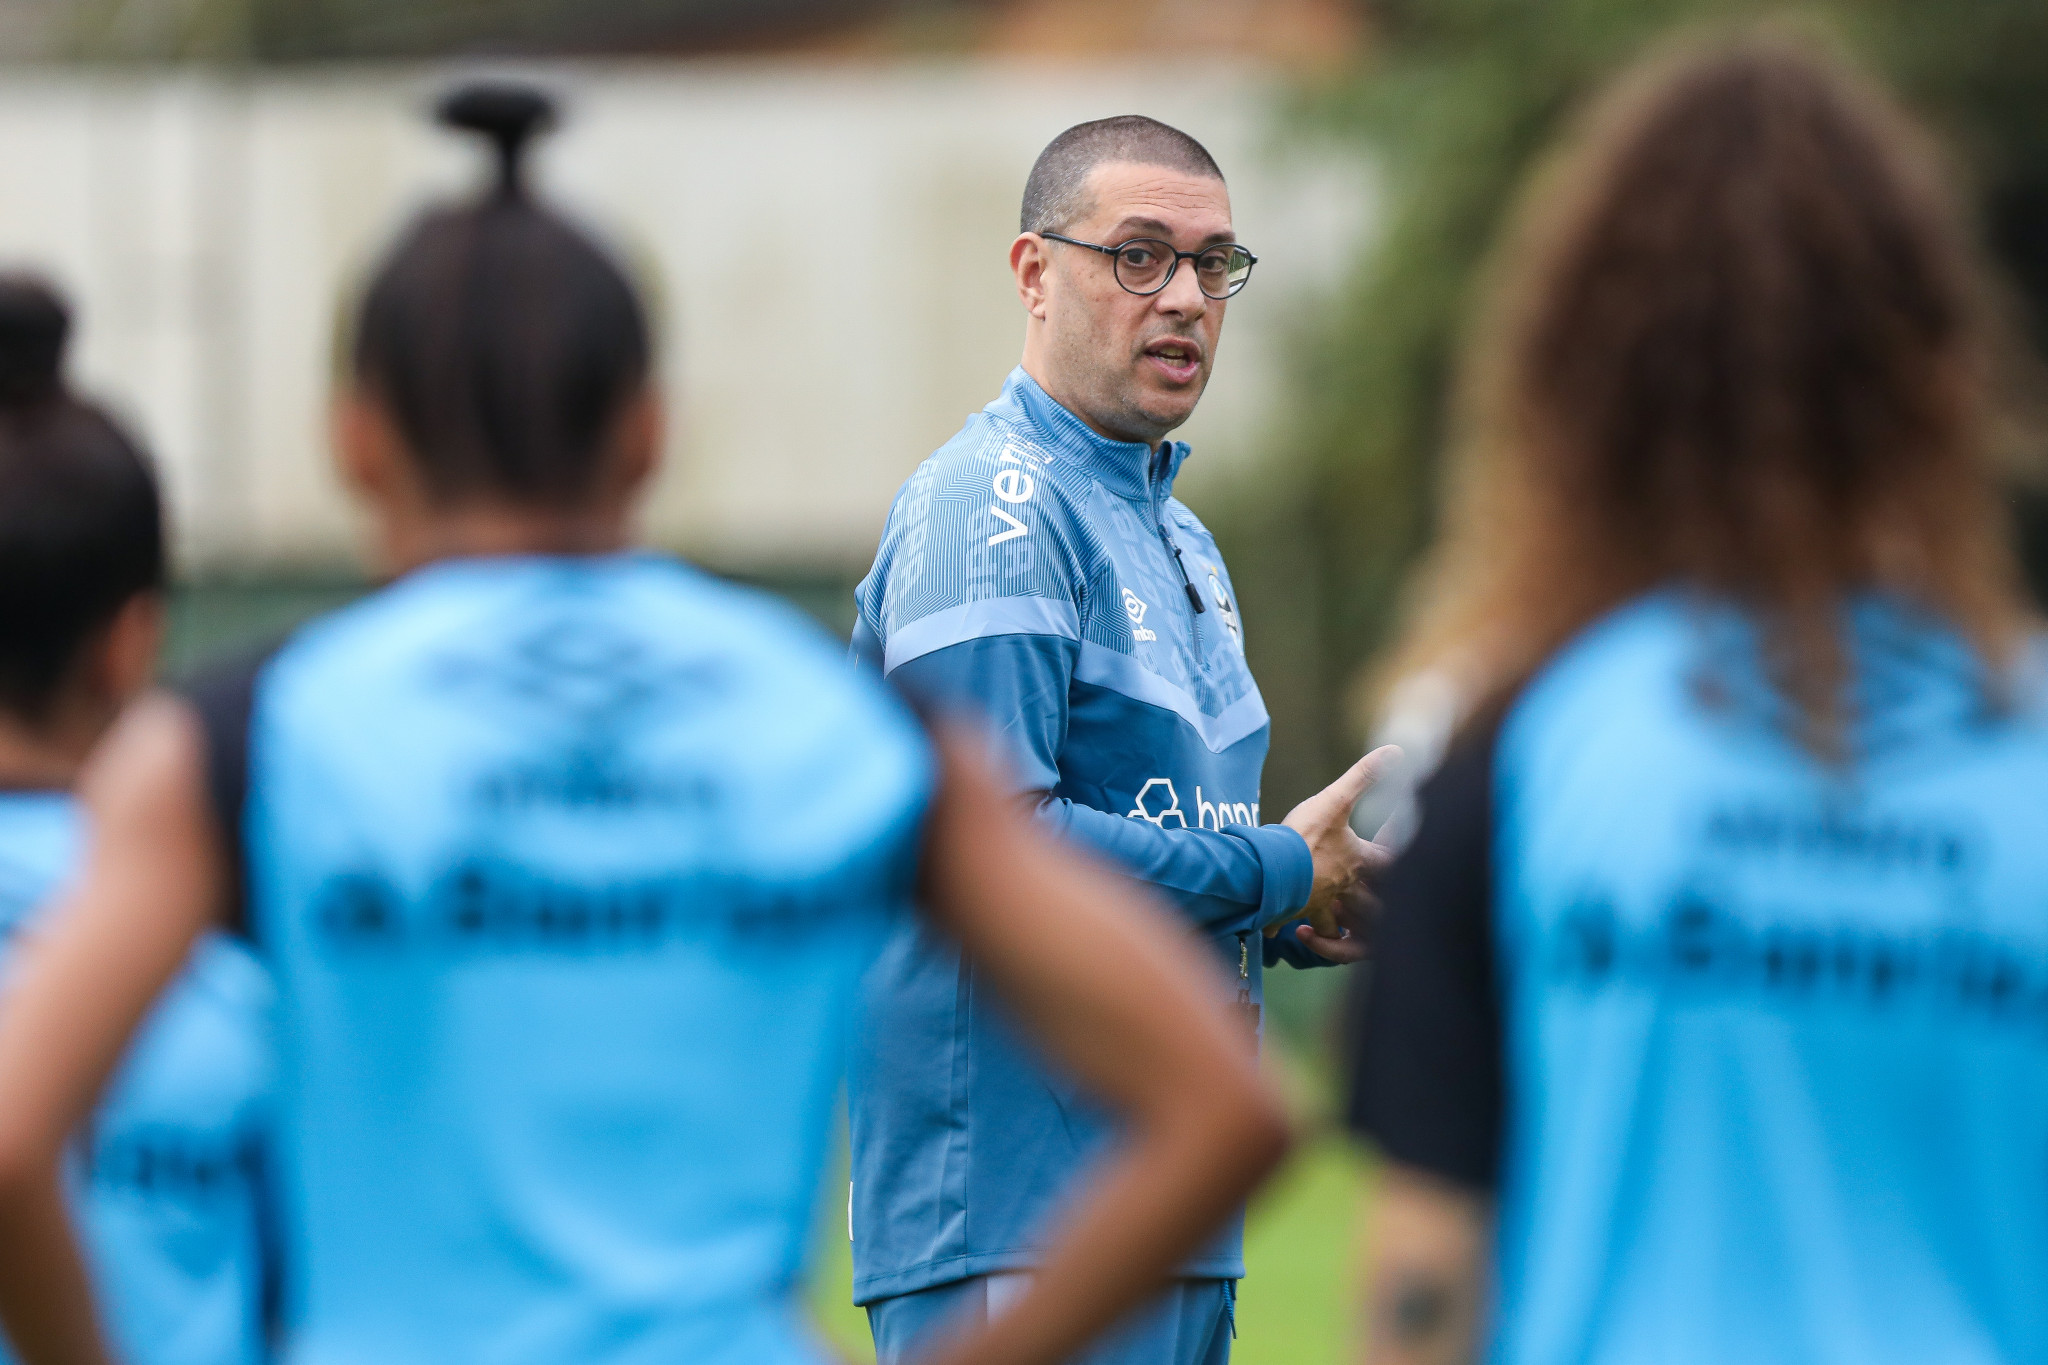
[1280,745,1402,950]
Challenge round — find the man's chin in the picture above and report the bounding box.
[1130,383,1204,435]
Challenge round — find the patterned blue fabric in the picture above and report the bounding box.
[847,368,1317,1304]
[1490,592,2048,1365]
[0,793,273,1365]
[238,554,931,1365]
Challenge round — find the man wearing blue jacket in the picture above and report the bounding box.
[849,116,1392,1365]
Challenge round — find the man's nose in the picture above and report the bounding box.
[1152,261,1209,321]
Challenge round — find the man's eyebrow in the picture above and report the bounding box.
[1106,216,1237,248]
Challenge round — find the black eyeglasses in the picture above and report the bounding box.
[1038,233,1258,300]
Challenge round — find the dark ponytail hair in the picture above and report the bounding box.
[351,82,651,507]
[0,275,165,723]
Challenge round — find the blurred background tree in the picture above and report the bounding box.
[8,0,1359,62]
[1218,0,2048,819]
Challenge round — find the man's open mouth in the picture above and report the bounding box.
[1143,339,1203,383]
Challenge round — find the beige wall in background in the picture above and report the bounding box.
[0,62,1376,575]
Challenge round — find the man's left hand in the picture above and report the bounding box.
[1292,902,1372,964]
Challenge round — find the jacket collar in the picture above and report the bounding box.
[987,366,1190,503]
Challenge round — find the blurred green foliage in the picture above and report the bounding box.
[241,0,866,60]
[1223,0,2048,815]
[46,0,930,60]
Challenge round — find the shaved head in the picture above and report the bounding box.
[1020,115,1224,235]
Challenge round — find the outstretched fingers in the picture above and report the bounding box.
[1328,744,1405,812]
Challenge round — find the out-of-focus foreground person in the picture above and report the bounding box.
[1346,34,2046,1365]
[0,85,1289,1365]
[0,279,272,1365]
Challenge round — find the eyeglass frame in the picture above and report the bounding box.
[1035,232,1259,300]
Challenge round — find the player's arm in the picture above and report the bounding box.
[886,632,1386,960]
[0,695,225,1365]
[1356,1167,1490,1365]
[1344,720,1506,1365]
[907,722,1292,1365]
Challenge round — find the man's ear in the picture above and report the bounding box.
[1012,233,1053,321]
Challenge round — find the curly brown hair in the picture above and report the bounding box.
[1384,32,2029,754]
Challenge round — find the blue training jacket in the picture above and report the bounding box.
[846,367,1319,1303]
[0,792,273,1365]
[1354,592,2048,1364]
[188,554,932,1365]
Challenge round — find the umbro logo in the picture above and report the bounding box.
[1122,588,1157,643]
[432,615,727,735]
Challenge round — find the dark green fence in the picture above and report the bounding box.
[163,569,861,678]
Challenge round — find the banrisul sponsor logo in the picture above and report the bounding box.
[86,1128,258,1200]
[1196,787,1259,830]
[1127,778,1187,827]
[310,853,890,958]
[1126,778,1258,830]
[1548,889,2048,1042]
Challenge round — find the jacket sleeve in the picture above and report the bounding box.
[885,631,1312,938]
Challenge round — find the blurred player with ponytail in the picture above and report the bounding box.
[0,85,1288,1365]
[0,277,273,1365]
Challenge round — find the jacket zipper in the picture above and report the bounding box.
[1161,525,1205,619]
[1149,445,1206,644]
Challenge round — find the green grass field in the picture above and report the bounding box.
[803,1043,1372,1364]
